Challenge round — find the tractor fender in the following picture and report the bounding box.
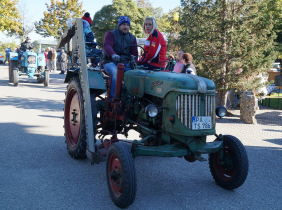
[88,70,106,91]
[9,52,18,61]
[64,68,106,91]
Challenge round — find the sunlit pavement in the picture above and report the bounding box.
[0,64,281,209]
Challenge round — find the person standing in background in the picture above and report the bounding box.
[43,48,48,70]
[60,49,68,74]
[51,48,57,72]
[4,48,11,64]
[47,48,53,72]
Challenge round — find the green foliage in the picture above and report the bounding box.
[267,0,282,53]
[35,0,84,39]
[93,0,146,44]
[32,41,41,53]
[178,0,277,105]
[0,42,18,56]
[0,0,22,35]
[160,7,181,51]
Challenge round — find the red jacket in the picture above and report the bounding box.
[139,29,167,68]
[82,16,93,25]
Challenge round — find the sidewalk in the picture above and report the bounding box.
[213,107,282,148]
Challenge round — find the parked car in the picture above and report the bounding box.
[0,53,4,64]
[270,88,282,95]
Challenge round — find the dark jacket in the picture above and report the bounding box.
[47,51,53,60]
[103,29,138,64]
[20,41,33,52]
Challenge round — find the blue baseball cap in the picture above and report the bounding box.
[118,16,131,27]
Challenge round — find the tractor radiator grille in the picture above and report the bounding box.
[176,94,215,129]
[27,55,36,64]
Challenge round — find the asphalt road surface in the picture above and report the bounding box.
[0,64,281,210]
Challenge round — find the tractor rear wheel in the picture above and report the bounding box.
[44,70,49,87]
[209,135,248,190]
[106,142,136,208]
[12,68,19,86]
[64,77,86,159]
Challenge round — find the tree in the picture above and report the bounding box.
[35,0,84,39]
[93,0,145,44]
[0,0,22,35]
[0,41,18,56]
[268,0,282,54]
[17,1,35,41]
[178,0,277,106]
[160,7,181,51]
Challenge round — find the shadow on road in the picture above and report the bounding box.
[50,73,66,79]
[0,78,13,87]
[216,117,242,124]
[263,138,282,146]
[256,111,282,126]
[1,122,282,209]
[38,114,63,119]
[263,129,282,133]
[0,96,63,111]
[0,69,65,89]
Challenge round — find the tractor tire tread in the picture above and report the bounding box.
[107,142,136,208]
[209,135,248,190]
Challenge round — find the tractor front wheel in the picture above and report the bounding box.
[12,68,19,86]
[64,77,86,159]
[209,135,248,190]
[106,142,136,208]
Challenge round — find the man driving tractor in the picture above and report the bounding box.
[20,37,33,52]
[103,16,138,100]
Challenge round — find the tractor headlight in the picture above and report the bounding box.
[145,104,158,118]
[216,106,227,118]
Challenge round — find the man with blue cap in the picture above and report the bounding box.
[103,16,138,99]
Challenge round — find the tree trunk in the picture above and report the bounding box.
[216,90,228,107]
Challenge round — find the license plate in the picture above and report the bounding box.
[192,116,212,130]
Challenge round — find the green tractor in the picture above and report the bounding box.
[61,19,248,208]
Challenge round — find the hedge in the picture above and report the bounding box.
[259,97,282,110]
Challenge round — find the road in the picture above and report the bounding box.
[0,64,281,210]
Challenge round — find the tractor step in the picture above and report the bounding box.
[133,144,188,157]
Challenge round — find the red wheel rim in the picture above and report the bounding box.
[108,153,122,198]
[65,89,81,147]
[212,145,236,181]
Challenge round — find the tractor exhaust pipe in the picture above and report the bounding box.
[115,63,124,100]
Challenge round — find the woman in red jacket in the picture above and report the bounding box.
[138,17,167,70]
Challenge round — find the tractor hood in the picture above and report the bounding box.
[124,70,215,98]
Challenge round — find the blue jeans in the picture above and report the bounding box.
[104,62,132,98]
